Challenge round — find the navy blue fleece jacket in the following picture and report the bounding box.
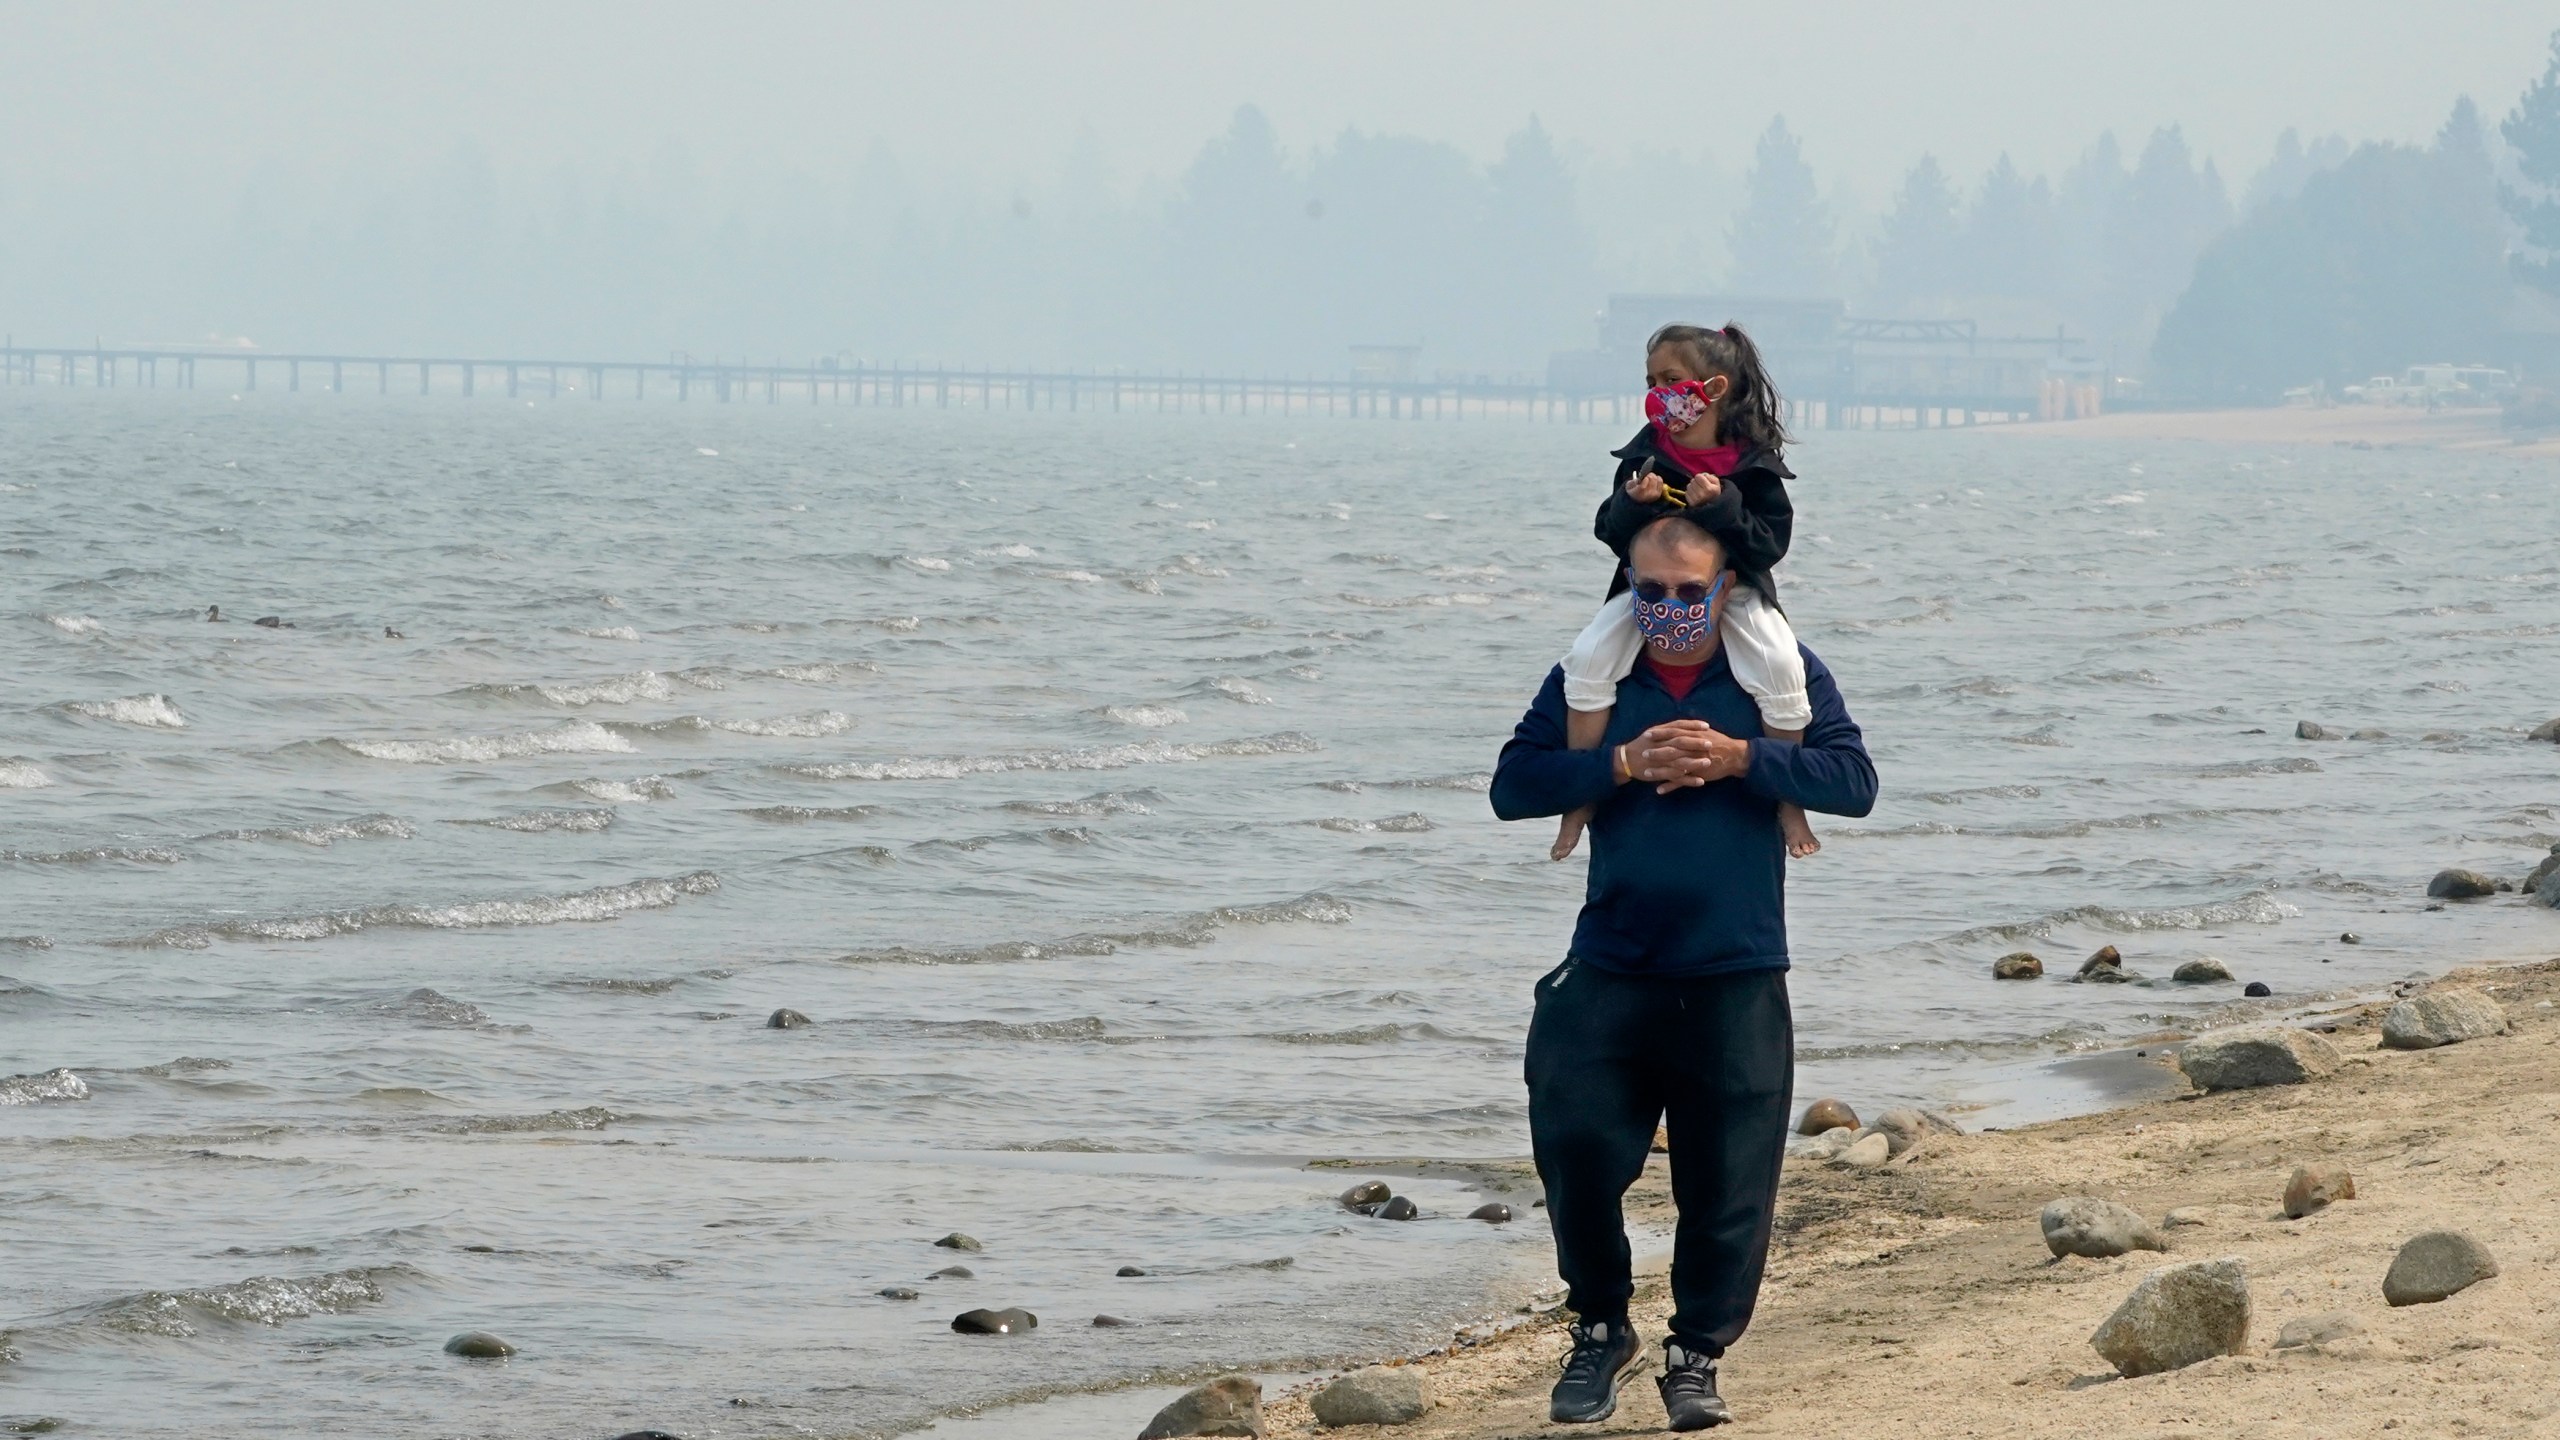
[1489,647,1877,977]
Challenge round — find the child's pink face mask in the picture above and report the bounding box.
[1645,380,1714,433]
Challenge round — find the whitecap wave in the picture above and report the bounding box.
[1945,890,2300,947]
[62,693,188,728]
[448,808,616,834]
[111,871,720,949]
[92,1266,411,1336]
[784,732,1317,781]
[740,804,879,823]
[207,814,415,847]
[1200,677,1273,705]
[572,625,640,640]
[333,720,635,765]
[716,710,854,738]
[453,670,699,707]
[999,790,1157,817]
[1102,704,1188,728]
[0,1068,90,1105]
[551,775,678,803]
[3,845,185,865]
[1315,813,1434,834]
[831,890,1350,966]
[903,555,952,572]
[0,758,52,788]
[43,614,103,636]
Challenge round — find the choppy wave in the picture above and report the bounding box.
[0,1068,91,1105]
[763,661,881,683]
[2,844,185,865]
[91,1266,411,1337]
[42,614,104,635]
[549,976,684,994]
[434,1105,618,1134]
[60,693,188,728]
[785,732,1317,781]
[1102,704,1188,727]
[0,758,52,788]
[741,804,880,823]
[1945,890,2300,946]
[328,720,634,765]
[1315,814,1434,834]
[1912,784,2042,804]
[112,872,721,949]
[206,814,415,847]
[451,670,705,707]
[1198,677,1273,705]
[832,891,1350,966]
[549,775,678,803]
[911,1016,1109,1042]
[2196,757,2323,777]
[448,808,616,834]
[376,987,496,1028]
[1000,790,1158,817]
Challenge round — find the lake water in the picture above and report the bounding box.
[3,392,2556,1438]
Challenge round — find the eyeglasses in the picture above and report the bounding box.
[1628,571,1727,607]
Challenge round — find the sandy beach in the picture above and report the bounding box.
[1992,403,2560,458]
[1256,952,2560,1439]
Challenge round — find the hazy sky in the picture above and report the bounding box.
[7,0,2556,198]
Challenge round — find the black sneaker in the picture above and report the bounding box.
[1549,1317,1642,1423]
[1656,1340,1731,1430]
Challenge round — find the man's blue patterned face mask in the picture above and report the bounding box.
[1628,570,1727,655]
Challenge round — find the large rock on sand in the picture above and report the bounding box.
[1309,1366,1430,1427]
[2380,988,2508,1050]
[2090,1257,2251,1377]
[1139,1375,1265,1438]
[2041,1196,2167,1259]
[1797,1097,1859,1134]
[2177,1026,2342,1092]
[1865,1108,1962,1157]
[2383,1230,2499,1307]
[2282,1164,2356,1218]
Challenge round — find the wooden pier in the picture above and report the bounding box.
[0,340,2030,431]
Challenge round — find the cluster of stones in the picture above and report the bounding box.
[1988,943,2254,991]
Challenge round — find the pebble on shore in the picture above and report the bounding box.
[1375,1195,1419,1221]
[765,1007,811,1029]
[2172,957,2235,984]
[1117,1265,1148,1277]
[934,1232,984,1252]
[1467,1203,1514,1224]
[1138,1374,1264,1439]
[1338,1181,1391,1211]
[1991,951,2043,979]
[878,1286,920,1300]
[1796,1097,1859,1134]
[930,1265,974,1279]
[443,1332,515,1359]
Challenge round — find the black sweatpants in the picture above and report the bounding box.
[1524,957,1793,1357]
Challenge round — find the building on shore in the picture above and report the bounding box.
[1551,295,2105,423]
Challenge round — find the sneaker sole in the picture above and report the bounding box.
[1550,1350,1647,1424]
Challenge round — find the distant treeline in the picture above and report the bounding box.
[7,39,2560,398]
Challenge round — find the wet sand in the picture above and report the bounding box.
[1992,404,2560,457]
[1259,954,2560,1439]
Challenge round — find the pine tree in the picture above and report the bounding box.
[1963,154,2056,302]
[1727,117,1834,298]
[1869,155,1963,310]
[2503,32,2560,285]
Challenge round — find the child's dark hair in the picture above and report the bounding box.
[1647,322,1790,452]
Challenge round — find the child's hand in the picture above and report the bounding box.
[1624,467,1667,504]
[1685,473,1722,505]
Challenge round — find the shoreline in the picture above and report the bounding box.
[1234,944,2560,1438]
[1984,403,2560,457]
[923,943,2560,1439]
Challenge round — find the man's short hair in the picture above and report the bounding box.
[1629,516,1726,568]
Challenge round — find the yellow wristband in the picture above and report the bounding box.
[1612,744,1631,784]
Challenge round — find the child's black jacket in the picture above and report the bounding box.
[1592,426,1795,606]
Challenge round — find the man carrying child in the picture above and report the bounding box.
[1489,516,1877,1430]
